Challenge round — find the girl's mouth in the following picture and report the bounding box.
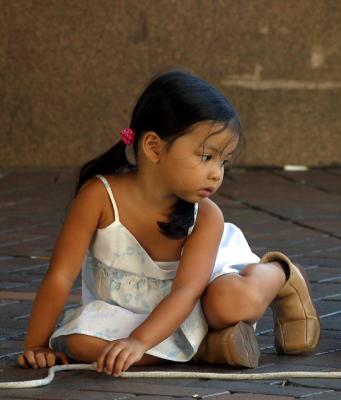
[199,188,214,197]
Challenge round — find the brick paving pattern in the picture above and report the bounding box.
[0,167,340,399]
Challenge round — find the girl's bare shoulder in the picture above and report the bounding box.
[73,179,101,210]
[72,176,117,221]
[77,174,120,201]
[76,174,126,228]
[197,198,224,225]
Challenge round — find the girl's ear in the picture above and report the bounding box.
[142,132,166,163]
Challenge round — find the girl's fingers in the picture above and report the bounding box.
[17,354,29,368]
[18,349,64,369]
[97,343,114,372]
[122,352,137,373]
[104,346,123,375]
[46,352,56,367]
[35,352,47,368]
[24,350,38,368]
[113,349,131,377]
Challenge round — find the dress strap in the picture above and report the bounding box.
[95,175,120,222]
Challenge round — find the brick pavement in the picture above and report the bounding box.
[0,167,340,399]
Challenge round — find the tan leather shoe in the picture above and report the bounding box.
[260,251,320,354]
[193,321,260,368]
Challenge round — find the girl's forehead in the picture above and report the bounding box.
[169,121,239,157]
[189,122,238,150]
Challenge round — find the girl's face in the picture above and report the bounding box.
[159,121,239,203]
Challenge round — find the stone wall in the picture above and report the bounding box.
[1,0,340,167]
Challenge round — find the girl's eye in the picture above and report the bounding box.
[201,154,212,162]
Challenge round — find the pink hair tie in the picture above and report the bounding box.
[120,128,136,145]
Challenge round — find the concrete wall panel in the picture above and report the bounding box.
[0,0,340,166]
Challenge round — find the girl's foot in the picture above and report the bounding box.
[193,321,260,368]
[261,251,320,354]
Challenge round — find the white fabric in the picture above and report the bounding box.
[49,175,259,362]
[210,223,260,282]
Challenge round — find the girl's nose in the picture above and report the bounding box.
[209,164,223,182]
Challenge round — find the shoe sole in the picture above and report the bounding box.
[223,321,260,368]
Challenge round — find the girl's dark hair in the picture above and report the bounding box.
[76,68,243,239]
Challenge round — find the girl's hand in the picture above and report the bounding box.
[17,347,69,369]
[96,337,146,377]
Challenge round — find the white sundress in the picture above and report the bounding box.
[49,175,260,362]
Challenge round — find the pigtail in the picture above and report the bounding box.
[158,199,195,239]
[75,141,129,194]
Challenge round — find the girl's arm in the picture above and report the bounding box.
[18,180,103,368]
[97,198,224,375]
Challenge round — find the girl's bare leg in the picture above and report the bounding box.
[65,334,168,365]
[202,261,286,329]
[194,262,285,367]
[197,257,319,365]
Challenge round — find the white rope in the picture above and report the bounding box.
[1,363,341,389]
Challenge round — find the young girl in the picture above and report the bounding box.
[18,69,320,377]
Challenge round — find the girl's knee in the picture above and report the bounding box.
[202,274,265,329]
